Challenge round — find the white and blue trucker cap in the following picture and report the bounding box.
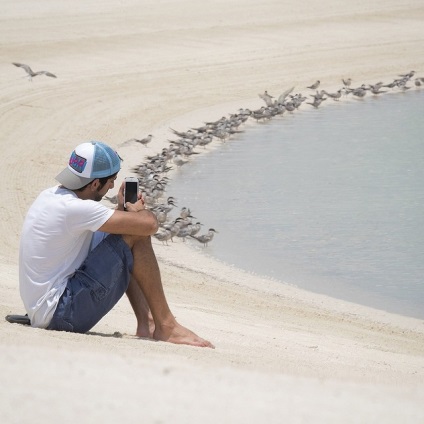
[55,141,121,189]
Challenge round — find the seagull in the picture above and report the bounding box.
[153,229,173,246]
[399,71,415,79]
[322,89,342,100]
[190,228,218,247]
[306,97,326,108]
[397,81,411,91]
[190,222,203,236]
[258,91,274,107]
[12,62,57,80]
[165,218,185,241]
[307,80,320,90]
[310,90,326,101]
[152,197,177,214]
[173,155,189,167]
[342,78,352,87]
[382,79,399,89]
[352,87,367,98]
[284,102,296,112]
[121,134,153,147]
[369,85,387,95]
[180,207,192,219]
[104,194,118,204]
[152,207,169,226]
[415,78,424,87]
[176,224,194,241]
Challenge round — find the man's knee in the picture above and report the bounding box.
[122,234,152,249]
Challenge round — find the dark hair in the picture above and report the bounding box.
[75,173,118,192]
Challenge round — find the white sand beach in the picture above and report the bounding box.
[1,1,424,422]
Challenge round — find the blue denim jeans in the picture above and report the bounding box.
[48,234,133,333]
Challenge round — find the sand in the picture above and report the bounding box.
[1,1,424,423]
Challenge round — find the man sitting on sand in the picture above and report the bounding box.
[19,141,213,348]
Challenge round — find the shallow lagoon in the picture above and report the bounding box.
[167,89,424,319]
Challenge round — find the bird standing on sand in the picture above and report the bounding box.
[12,62,57,81]
[104,194,118,204]
[342,78,352,87]
[165,218,185,241]
[190,228,218,247]
[153,229,173,246]
[322,89,342,100]
[352,87,367,98]
[368,84,387,95]
[173,155,189,167]
[397,81,411,91]
[176,225,194,241]
[180,207,192,219]
[152,207,168,226]
[307,80,320,90]
[190,222,203,236]
[152,197,177,215]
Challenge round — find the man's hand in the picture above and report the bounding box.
[117,181,145,212]
[125,197,145,212]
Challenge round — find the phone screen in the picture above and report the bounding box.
[125,181,138,205]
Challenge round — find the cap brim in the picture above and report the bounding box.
[55,167,94,190]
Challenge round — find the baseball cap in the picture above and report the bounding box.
[55,141,121,189]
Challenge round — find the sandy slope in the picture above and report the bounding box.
[1,1,424,423]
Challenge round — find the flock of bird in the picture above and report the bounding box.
[255,71,420,115]
[12,63,422,247]
[112,70,422,248]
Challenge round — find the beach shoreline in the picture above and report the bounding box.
[152,86,424,322]
[1,1,424,422]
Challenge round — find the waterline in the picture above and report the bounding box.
[167,90,424,319]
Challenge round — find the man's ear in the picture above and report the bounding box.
[90,179,100,191]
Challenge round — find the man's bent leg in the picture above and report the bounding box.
[48,234,132,333]
[126,276,154,338]
[123,235,214,348]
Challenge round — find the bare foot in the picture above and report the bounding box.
[154,321,215,348]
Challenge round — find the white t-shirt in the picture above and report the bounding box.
[19,186,114,328]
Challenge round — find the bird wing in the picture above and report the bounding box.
[258,93,274,107]
[12,62,33,75]
[277,86,294,104]
[38,71,57,78]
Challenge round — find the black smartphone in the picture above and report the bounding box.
[124,177,139,210]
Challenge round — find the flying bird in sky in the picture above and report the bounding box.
[119,134,153,147]
[12,62,57,81]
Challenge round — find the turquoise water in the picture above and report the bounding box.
[166,90,424,319]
